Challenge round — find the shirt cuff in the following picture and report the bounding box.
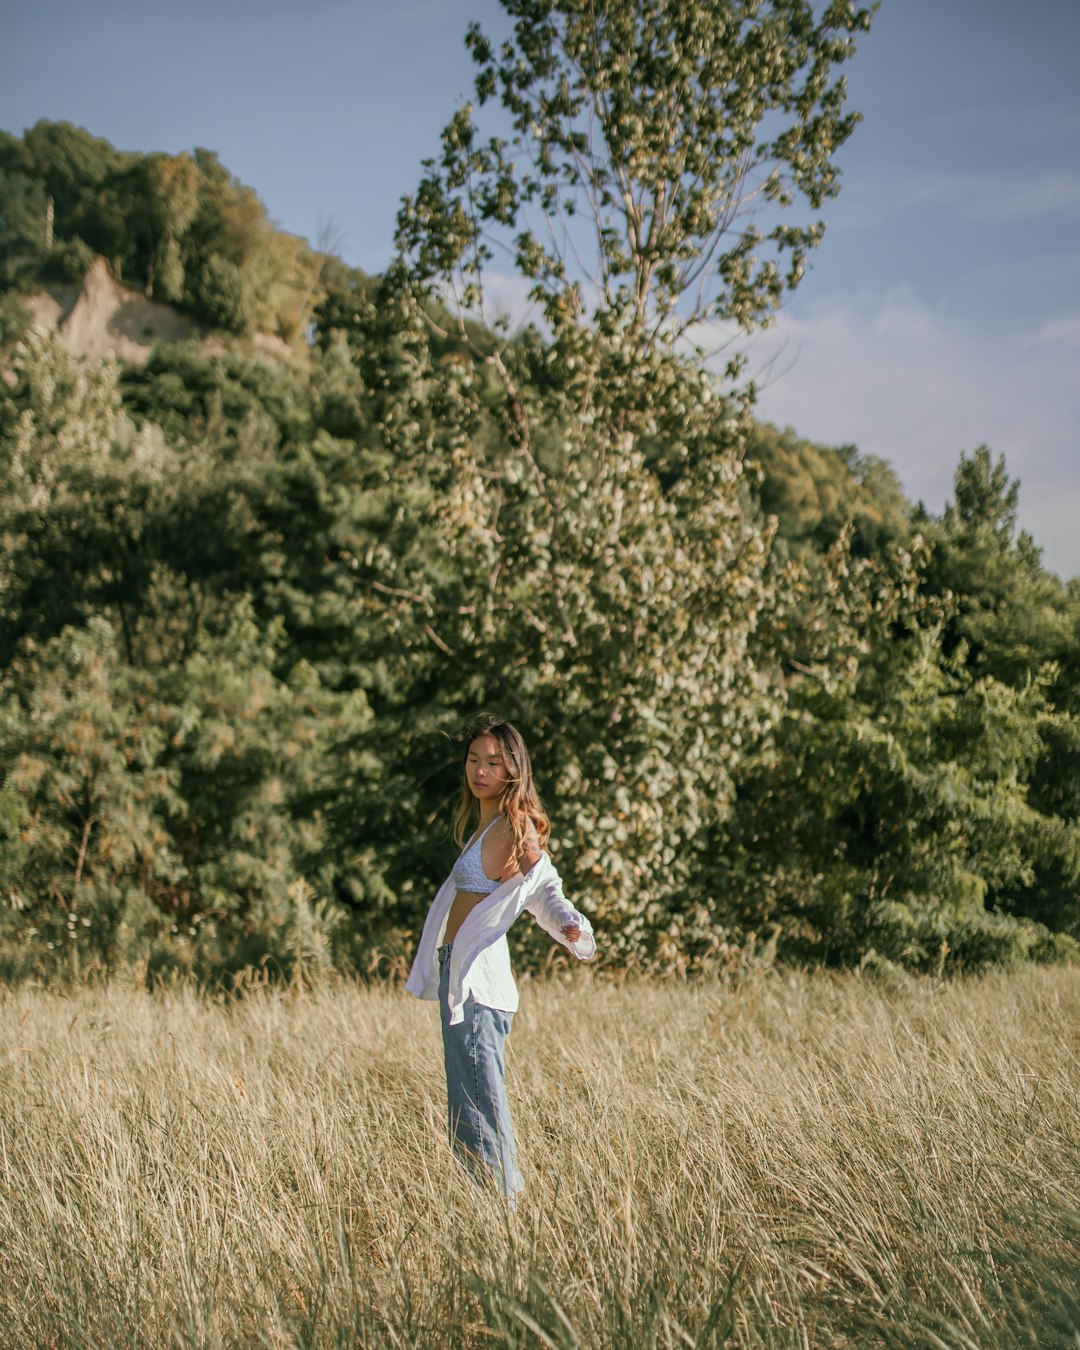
[557,908,596,961]
[566,929,597,961]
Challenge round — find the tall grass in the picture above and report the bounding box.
[1,963,1077,1348]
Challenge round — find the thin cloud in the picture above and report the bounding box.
[472,274,1079,578]
[887,169,1080,222]
[705,290,1080,578]
[1027,313,1080,345]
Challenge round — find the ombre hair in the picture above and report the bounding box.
[452,716,551,866]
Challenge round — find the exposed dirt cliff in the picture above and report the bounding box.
[26,257,196,364]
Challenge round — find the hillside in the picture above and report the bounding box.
[1,121,323,345]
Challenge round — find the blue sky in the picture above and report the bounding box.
[4,0,1079,576]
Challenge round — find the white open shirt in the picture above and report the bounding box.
[405,852,596,1024]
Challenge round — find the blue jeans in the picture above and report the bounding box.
[438,943,523,1201]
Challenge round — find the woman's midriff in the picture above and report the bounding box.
[443,891,485,945]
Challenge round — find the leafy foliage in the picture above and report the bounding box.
[331,288,784,959]
[398,0,875,350]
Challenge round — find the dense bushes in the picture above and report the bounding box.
[0,317,1076,982]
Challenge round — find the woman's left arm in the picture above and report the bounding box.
[521,858,596,960]
[491,822,596,958]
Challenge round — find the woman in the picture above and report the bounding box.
[405,717,596,1201]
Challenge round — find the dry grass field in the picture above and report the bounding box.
[1,962,1078,1348]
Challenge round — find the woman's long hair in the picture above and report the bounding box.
[452,717,551,866]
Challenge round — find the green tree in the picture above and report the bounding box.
[919,447,1072,684]
[346,0,879,958]
[0,606,375,981]
[0,333,387,976]
[0,331,165,665]
[128,152,201,302]
[0,617,183,976]
[915,448,1080,938]
[182,148,286,335]
[21,120,121,248]
[722,525,1079,971]
[335,297,781,956]
[1,124,341,343]
[747,421,913,557]
[0,132,49,287]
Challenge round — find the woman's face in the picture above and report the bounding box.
[466,734,511,803]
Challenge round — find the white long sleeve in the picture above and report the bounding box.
[522,865,597,960]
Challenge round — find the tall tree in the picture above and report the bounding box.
[21,120,120,244]
[132,153,201,302]
[356,1,875,956]
[915,448,1080,938]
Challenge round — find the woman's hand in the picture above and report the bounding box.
[561,924,581,943]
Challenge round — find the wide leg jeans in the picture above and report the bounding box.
[437,942,523,1201]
